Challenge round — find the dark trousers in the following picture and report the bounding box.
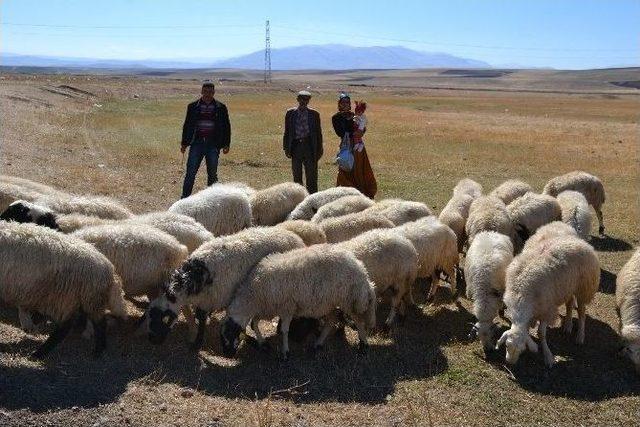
[181,142,220,198]
[291,139,318,194]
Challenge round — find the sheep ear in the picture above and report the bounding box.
[496,331,509,350]
[526,335,538,353]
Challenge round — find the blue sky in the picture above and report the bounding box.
[2,0,638,69]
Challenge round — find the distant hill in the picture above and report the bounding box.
[2,45,490,70]
[213,44,490,70]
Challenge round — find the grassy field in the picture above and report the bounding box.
[0,73,639,426]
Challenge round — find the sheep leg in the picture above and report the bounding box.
[426,272,439,301]
[91,317,107,357]
[596,207,604,235]
[576,301,586,345]
[31,317,74,359]
[279,316,292,360]
[189,308,208,352]
[354,319,369,354]
[181,305,197,340]
[447,266,457,296]
[538,321,555,367]
[562,300,573,335]
[18,308,37,333]
[313,320,335,351]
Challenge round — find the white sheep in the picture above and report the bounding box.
[72,223,189,299]
[507,192,562,249]
[0,175,65,199]
[34,193,133,220]
[522,221,578,253]
[453,178,483,199]
[542,171,606,235]
[336,229,418,327]
[146,226,305,350]
[556,190,593,240]
[220,244,377,359]
[465,196,514,245]
[438,193,475,252]
[0,221,127,358]
[225,181,256,197]
[277,220,327,246]
[394,216,459,299]
[311,194,375,223]
[287,186,363,221]
[489,179,533,205]
[464,231,514,354]
[616,248,640,374]
[363,199,433,225]
[131,211,213,253]
[0,182,43,212]
[169,183,252,236]
[250,182,308,226]
[497,235,600,367]
[319,211,395,243]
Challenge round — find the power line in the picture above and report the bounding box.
[1,22,259,29]
[273,24,639,53]
[4,31,263,39]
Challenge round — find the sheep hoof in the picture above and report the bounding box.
[357,342,368,355]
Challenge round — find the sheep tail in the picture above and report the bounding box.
[108,274,128,320]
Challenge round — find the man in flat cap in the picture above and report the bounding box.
[283,90,323,193]
[179,80,231,198]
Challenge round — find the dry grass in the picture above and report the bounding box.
[0,73,639,426]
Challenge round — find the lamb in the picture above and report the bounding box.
[464,231,514,354]
[72,223,189,299]
[168,183,252,236]
[507,192,562,248]
[250,182,308,226]
[363,199,433,225]
[287,186,363,220]
[542,171,606,235]
[146,227,305,350]
[220,244,377,359]
[453,178,483,199]
[336,229,418,327]
[616,248,640,374]
[465,196,514,245]
[311,194,375,223]
[556,190,593,240]
[0,221,127,358]
[277,220,327,245]
[496,235,600,367]
[394,216,459,298]
[489,179,533,205]
[438,193,475,252]
[130,211,213,253]
[319,211,395,243]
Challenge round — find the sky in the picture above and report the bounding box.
[1,0,638,69]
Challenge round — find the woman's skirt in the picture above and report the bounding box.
[336,146,377,199]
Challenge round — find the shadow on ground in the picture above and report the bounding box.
[490,315,640,401]
[591,235,633,252]
[599,268,617,294]
[0,298,473,411]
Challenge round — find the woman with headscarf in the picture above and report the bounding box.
[332,93,377,199]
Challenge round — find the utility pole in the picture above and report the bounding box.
[264,19,271,84]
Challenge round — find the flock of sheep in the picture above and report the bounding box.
[0,171,638,374]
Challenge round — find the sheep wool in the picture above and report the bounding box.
[277,220,327,246]
[131,211,213,253]
[311,194,375,223]
[73,223,188,298]
[250,182,308,226]
[465,195,514,245]
[489,179,533,205]
[364,199,433,226]
[320,211,395,243]
[287,186,363,221]
[438,193,475,252]
[556,190,593,240]
[452,178,483,199]
[168,183,252,236]
[542,171,605,234]
[223,244,377,358]
[615,248,640,373]
[522,221,578,253]
[0,221,127,357]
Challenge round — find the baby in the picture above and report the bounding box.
[352,101,367,152]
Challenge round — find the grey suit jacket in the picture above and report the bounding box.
[283,107,323,160]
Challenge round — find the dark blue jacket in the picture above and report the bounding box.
[181,99,231,149]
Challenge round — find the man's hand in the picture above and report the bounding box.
[180,144,186,154]
[222,146,230,154]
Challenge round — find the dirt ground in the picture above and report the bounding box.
[0,71,639,426]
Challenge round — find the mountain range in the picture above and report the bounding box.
[2,44,491,70]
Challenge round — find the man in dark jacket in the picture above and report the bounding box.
[283,90,323,194]
[179,80,231,198]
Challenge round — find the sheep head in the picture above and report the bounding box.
[220,317,245,357]
[0,200,60,230]
[496,328,538,365]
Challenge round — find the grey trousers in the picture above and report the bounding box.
[291,139,318,194]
